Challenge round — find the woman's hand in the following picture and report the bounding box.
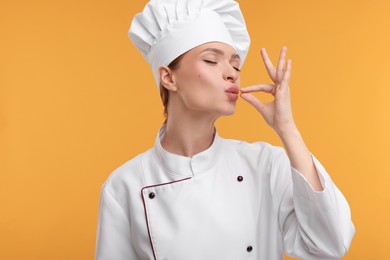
[241,47,323,190]
[240,47,297,136]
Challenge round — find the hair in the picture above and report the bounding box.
[159,53,185,124]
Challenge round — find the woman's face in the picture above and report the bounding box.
[170,42,241,117]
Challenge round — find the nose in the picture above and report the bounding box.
[223,63,239,82]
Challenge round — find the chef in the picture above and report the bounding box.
[95,0,355,259]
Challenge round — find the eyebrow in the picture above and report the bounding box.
[200,48,240,60]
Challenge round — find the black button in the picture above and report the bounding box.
[237,176,244,182]
[247,246,253,252]
[149,192,155,199]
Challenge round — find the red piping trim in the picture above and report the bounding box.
[141,177,192,260]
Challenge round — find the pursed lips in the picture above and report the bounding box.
[225,85,239,101]
[225,86,239,94]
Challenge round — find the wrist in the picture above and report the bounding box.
[275,123,300,139]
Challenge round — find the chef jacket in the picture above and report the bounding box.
[95,125,355,260]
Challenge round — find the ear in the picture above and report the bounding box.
[158,66,178,92]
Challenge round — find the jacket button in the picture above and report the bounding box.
[149,192,155,199]
[237,176,244,182]
[247,246,253,252]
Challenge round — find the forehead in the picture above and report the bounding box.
[191,42,240,59]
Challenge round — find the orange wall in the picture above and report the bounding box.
[1,0,389,259]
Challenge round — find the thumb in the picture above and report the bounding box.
[240,92,266,115]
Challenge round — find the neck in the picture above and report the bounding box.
[161,113,217,158]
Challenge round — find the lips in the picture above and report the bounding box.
[225,85,239,101]
[225,86,239,94]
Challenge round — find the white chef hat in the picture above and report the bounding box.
[128,0,250,88]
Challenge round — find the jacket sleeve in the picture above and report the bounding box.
[95,186,139,260]
[272,150,355,259]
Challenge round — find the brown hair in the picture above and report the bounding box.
[159,53,184,124]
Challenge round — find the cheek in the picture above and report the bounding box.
[193,67,219,88]
[176,64,223,106]
[179,64,216,89]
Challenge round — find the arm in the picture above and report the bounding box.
[241,47,322,191]
[279,126,323,191]
[240,47,355,257]
[272,149,355,258]
[95,186,139,260]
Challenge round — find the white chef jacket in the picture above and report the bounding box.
[95,125,355,260]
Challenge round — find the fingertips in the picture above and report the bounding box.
[240,88,254,93]
[240,84,274,93]
[282,59,293,84]
[287,59,292,69]
[260,48,267,56]
[239,92,252,101]
[240,92,256,103]
[240,92,264,111]
[239,92,249,98]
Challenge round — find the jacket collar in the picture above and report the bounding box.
[153,124,223,177]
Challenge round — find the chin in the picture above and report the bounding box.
[193,102,236,117]
[218,104,237,116]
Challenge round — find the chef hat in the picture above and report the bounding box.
[128,0,250,88]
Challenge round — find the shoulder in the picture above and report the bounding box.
[101,147,155,196]
[219,137,291,181]
[221,137,286,161]
[221,137,292,193]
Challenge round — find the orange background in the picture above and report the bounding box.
[1,0,389,259]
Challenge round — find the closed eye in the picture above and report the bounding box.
[203,60,217,64]
[204,60,240,72]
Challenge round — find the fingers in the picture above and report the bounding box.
[240,92,265,113]
[257,47,292,95]
[280,59,292,91]
[260,48,276,82]
[276,47,288,83]
[240,84,274,93]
